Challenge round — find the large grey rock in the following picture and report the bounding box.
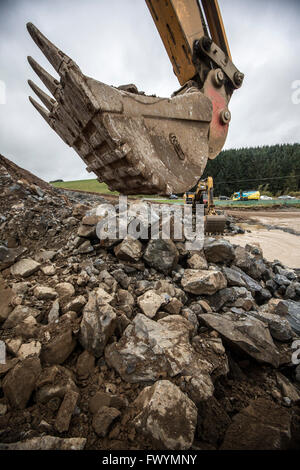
[204,238,235,263]
[0,279,13,322]
[35,365,78,404]
[55,389,79,433]
[274,274,291,287]
[222,266,246,287]
[114,236,143,262]
[77,223,96,238]
[55,282,75,299]
[133,380,197,450]
[143,239,178,274]
[3,357,41,409]
[210,287,254,312]
[34,285,57,300]
[234,246,267,280]
[105,314,228,400]
[137,289,164,318]
[116,289,135,317]
[231,266,269,304]
[0,436,86,450]
[80,289,117,357]
[48,299,60,323]
[221,398,292,450]
[247,311,293,342]
[3,305,39,329]
[181,268,227,295]
[63,295,86,313]
[199,312,280,367]
[280,300,300,334]
[187,252,208,269]
[0,245,27,271]
[41,327,76,365]
[18,340,41,359]
[275,371,300,402]
[92,406,121,437]
[10,258,40,277]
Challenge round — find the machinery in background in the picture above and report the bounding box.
[184,176,226,233]
[232,190,260,201]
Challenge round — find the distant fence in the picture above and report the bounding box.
[215,199,300,207]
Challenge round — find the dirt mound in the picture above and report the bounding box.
[0,154,54,194]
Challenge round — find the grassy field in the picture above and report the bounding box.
[51,179,300,208]
[52,179,119,195]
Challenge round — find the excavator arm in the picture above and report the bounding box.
[145,0,232,85]
[26,1,243,195]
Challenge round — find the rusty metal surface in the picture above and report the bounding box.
[202,69,230,160]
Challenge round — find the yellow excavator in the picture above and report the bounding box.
[184,176,226,233]
[26,0,243,232]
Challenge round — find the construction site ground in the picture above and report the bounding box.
[225,210,300,269]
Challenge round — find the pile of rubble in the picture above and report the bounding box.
[1,156,300,450]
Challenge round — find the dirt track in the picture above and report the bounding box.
[226,210,300,269]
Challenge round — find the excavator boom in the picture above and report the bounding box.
[27,1,243,195]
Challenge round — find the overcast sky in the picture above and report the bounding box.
[0,0,299,182]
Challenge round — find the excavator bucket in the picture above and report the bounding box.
[26,23,213,196]
[205,214,226,234]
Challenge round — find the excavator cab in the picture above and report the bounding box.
[27,0,243,197]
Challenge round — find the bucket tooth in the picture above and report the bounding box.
[28,80,56,111]
[27,56,60,96]
[29,96,52,125]
[27,22,72,73]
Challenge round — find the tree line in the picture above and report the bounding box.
[202,143,300,197]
